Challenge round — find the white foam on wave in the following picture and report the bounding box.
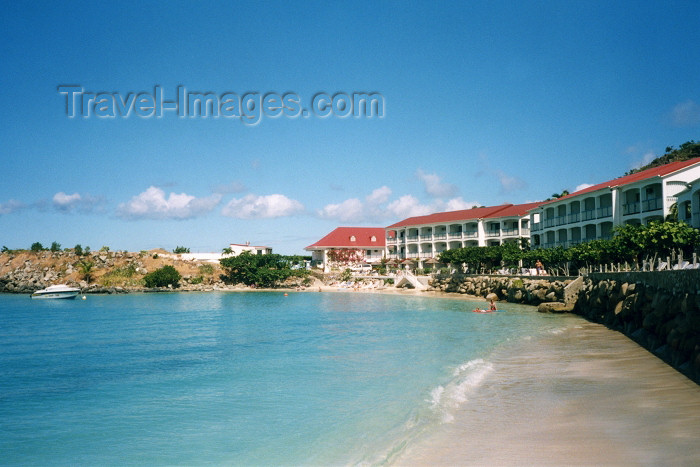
[426,358,493,423]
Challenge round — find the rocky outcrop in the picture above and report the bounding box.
[0,250,224,294]
[429,274,573,305]
[575,272,700,384]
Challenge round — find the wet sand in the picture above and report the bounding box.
[396,321,700,466]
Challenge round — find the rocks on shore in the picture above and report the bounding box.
[428,274,573,306]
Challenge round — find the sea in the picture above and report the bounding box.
[1,291,699,466]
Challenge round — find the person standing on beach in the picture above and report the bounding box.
[535,259,544,276]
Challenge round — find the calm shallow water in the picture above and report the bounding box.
[1,292,696,465]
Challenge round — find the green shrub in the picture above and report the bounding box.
[30,242,45,252]
[199,264,214,275]
[143,265,181,288]
[173,246,190,254]
[190,276,203,284]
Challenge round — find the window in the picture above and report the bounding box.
[371,235,376,242]
[350,236,356,242]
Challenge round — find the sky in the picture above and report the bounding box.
[1,1,699,255]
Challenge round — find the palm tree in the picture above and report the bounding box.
[549,189,570,200]
[78,260,94,284]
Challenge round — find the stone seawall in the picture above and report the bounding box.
[575,271,700,384]
[429,274,574,305]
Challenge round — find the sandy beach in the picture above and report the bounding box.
[394,320,700,466]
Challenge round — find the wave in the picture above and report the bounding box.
[358,358,494,466]
[428,358,493,423]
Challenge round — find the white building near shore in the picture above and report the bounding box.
[530,158,700,248]
[385,203,539,267]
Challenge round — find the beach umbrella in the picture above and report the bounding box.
[401,258,415,264]
[386,259,397,265]
[424,257,439,264]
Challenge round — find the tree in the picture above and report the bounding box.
[219,251,308,288]
[627,140,700,175]
[173,246,190,254]
[74,244,84,256]
[143,265,182,288]
[30,242,44,252]
[78,260,94,283]
[50,241,61,252]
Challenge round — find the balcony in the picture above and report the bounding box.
[597,206,612,218]
[419,234,432,241]
[386,237,396,244]
[464,231,478,238]
[485,231,501,238]
[502,228,519,237]
[448,232,462,238]
[406,235,418,242]
[543,218,556,228]
[581,210,596,221]
[623,202,640,215]
[555,216,567,226]
[531,222,541,232]
[642,197,662,212]
[419,252,434,258]
[434,233,447,240]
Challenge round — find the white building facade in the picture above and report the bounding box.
[385,203,539,267]
[530,158,700,248]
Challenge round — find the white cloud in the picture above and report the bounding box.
[222,193,304,219]
[0,199,25,215]
[444,197,481,211]
[670,100,700,127]
[213,181,247,194]
[495,170,527,193]
[366,186,392,205]
[386,195,433,218]
[416,170,458,198]
[574,183,594,192]
[317,198,364,222]
[118,186,221,219]
[52,191,104,213]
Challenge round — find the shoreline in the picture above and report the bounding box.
[394,320,700,466]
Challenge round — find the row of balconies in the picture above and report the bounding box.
[535,234,613,249]
[532,206,613,232]
[387,228,529,243]
[621,197,663,215]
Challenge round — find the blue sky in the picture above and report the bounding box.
[1,1,699,254]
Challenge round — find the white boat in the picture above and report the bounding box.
[31,284,81,299]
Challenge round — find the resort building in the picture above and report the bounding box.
[530,158,700,249]
[677,176,700,229]
[229,242,272,256]
[385,203,540,267]
[305,227,386,271]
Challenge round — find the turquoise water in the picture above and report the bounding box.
[0,292,575,465]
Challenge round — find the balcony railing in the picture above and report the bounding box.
[419,234,432,240]
[485,231,500,237]
[642,197,662,212]
[597,206,612,218]
[406,235,418,242]
[623,202,640,215]
[555,216,567,226]
[386,237,396,244]
[464,231,478,238]
[543,218,556,228]
[434,233,447,240]
[568,213,580,223]
[502,228,519,237]
[448,232,462,238]
[531,222,541,232]
[581,209,596,221]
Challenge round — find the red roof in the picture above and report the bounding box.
[386,202,542,228]
[305,227,386,250]
[538,157,700,207]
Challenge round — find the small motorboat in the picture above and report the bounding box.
[31,284,80,299]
